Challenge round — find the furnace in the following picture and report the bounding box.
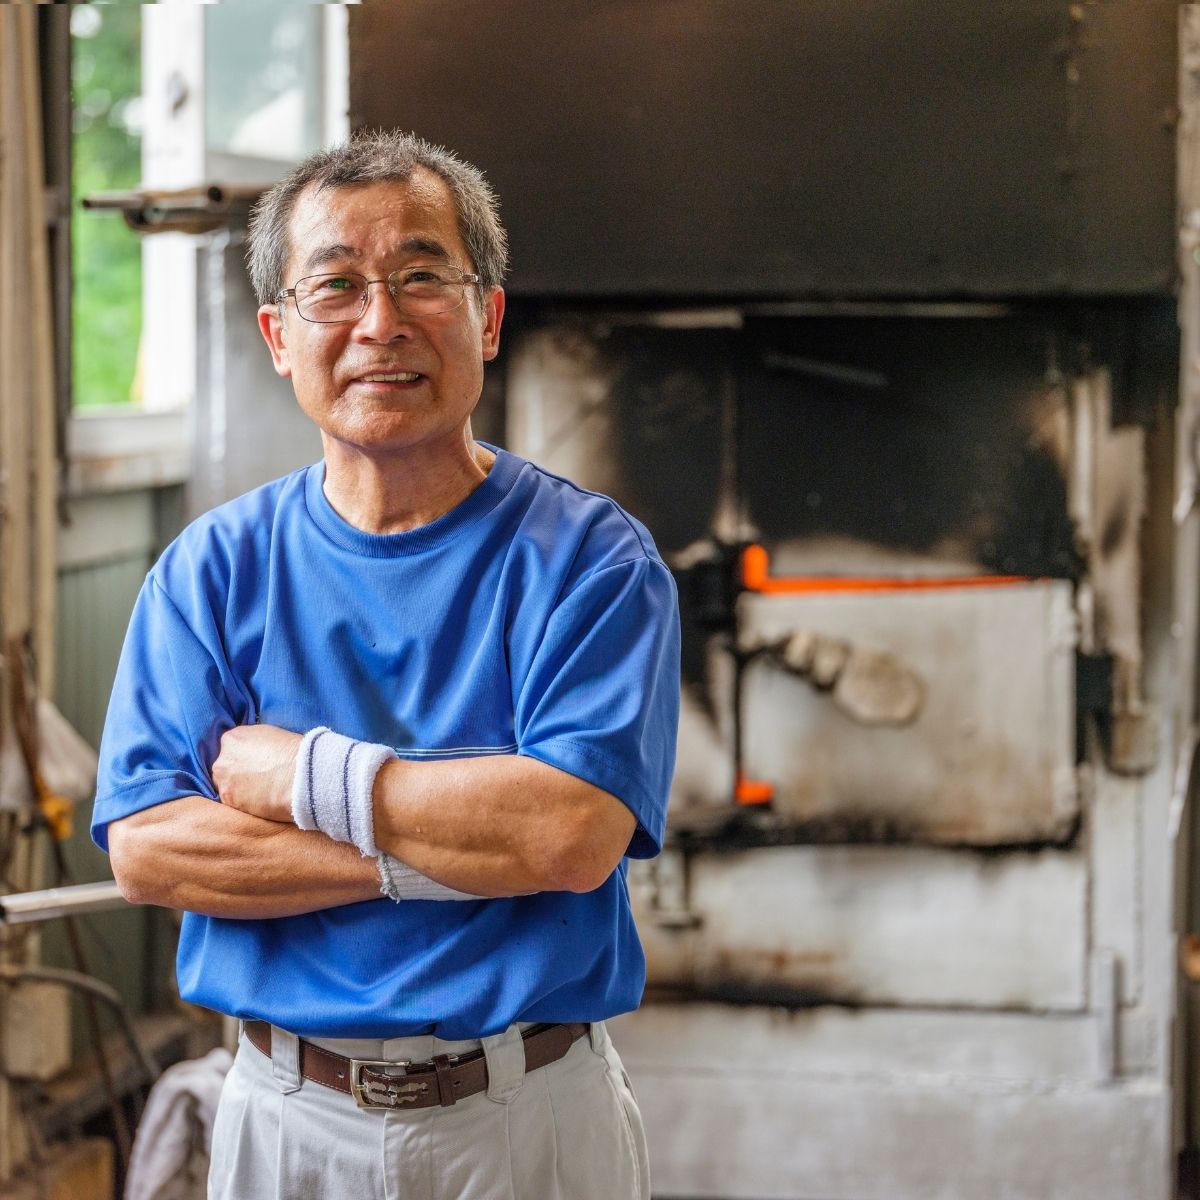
[346,2,1188,1195]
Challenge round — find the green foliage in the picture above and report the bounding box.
[72,4,142,410]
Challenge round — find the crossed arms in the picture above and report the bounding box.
[107,723,636,919]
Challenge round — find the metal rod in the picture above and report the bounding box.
[0,880,128,924]
[50,843,133,1167]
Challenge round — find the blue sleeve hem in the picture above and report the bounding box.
[518,739,664,859]
[91,772,214,852]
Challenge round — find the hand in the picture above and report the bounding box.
[212,724,302,823]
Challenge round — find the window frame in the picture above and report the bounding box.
[68,2,351,476]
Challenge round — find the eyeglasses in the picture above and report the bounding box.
[275,264,481,324]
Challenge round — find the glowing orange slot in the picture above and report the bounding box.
[739,543,1031,594]
[735,774,775,806]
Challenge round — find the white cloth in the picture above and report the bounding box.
[291,726,395,857]
[291,725,481,901]
[126,1046,233,1200]
[207,1022,649,1200]
[377,852,481,902]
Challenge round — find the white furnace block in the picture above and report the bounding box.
[740,580,1077,844]
[639,844,1086,1009]
[611,1002,1155,1087]
[1088,767,1141,1006]
[610,1004,1168,1200]
[616,1051,1166,1200]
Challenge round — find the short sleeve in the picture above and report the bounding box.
[514,557,680,858]
[91,576,247,851]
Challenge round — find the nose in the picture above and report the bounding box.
[353,278,411,341]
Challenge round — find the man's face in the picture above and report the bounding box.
[257,172,504,459]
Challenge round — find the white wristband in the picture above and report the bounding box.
[377,854,482,902]
[291,727,395,857]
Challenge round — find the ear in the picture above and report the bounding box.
[480,286,505,363]
[258,304,292,378]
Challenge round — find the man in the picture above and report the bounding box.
[94,131,680,1199]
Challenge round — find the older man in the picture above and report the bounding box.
[94,131,679,1199]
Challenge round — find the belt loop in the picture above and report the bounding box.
[481,1024,526,1104]
[588,1021,606,1054]
[432,1054,457,1107]
[270,1025,303,1094]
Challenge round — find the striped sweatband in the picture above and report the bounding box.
[291,726,394,858]
[291,726,484,902]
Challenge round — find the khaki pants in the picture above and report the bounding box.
[208,1021,649,1200]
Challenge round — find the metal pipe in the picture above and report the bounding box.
[0,880,129,924]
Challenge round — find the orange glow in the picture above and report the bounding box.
[739,543,1031,595]
[735,775,775,806]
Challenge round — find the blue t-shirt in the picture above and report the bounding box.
[92,447,680,1039]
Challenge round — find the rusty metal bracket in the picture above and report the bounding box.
[1076,651,1114,759]
[644,849,701,930]
[1075,651,1158,775]
[80,183,263,235]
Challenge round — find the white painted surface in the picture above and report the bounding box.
[1087,768,1141,1006]
[637,845,1087,1009]
[65,409,190,496]
[57,491,155,570]
[610,1003,1155,1086]
[506,327,624,504]
[188,238,322,517]
[141,5,204,415]
[610,1004,1170,1200]
[740,582,1077,845]
[322,3,351,146]
[630,1070,1166,1200]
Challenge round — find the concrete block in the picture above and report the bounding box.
[3,981,71,1081]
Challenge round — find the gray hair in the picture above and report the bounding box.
[246,130,508,306]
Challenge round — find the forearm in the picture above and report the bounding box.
[370,755,635,897]
[108,796,380,919]
[211,724,638,898]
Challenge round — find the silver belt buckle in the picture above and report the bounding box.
[349,1058,427,1109]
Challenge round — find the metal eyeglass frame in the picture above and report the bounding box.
[274,267,482,324]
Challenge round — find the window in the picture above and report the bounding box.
[67,1,349,479]
[205,4,327,181]
[70,2,143,410]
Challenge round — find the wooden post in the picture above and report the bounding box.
[0,7,61,1185]
[19,7,58,702]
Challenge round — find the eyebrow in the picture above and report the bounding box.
[301,236,454,274]
[302,242,357,273]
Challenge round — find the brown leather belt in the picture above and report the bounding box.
[244,1019,589,1110]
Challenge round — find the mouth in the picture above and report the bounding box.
[353,370,424,385]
